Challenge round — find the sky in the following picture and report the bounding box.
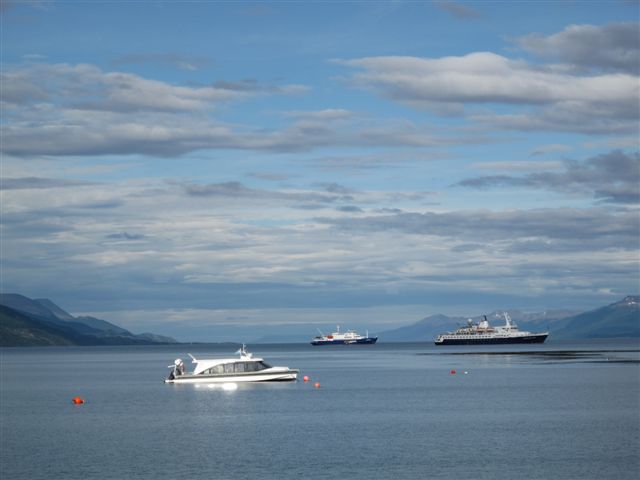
[1,1,639,342]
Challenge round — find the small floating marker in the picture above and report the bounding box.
[450,369,457,375]
[314,382,321,388]
[464,371,469,375]
[72,396,84,405]
[303,375,310,382]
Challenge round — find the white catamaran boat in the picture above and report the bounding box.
[165,345,299,383]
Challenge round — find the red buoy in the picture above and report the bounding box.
[450,369,457,375]
[314,382,321,388]
[303,376,310,382]
[72,396,84,405]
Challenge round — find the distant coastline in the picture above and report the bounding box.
[1,293,638,347]
[0,294,177,347]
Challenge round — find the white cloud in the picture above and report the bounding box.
[1,63,299,112]
[1,61,484,157]
[1,62,317,157]
[339,52,639,134]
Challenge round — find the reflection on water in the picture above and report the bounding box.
[419,348,640,364]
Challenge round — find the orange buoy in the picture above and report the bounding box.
[450,369,456,375]
[303,375,310,382]
[72,396,85,405]
[314,382,321,388]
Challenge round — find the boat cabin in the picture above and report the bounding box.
[197,359,272,375]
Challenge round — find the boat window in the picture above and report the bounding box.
[205,365,224,374]
[224,363,234,373]
[234,362,246,373]
[245,362,259,372]
[259,361,271,370]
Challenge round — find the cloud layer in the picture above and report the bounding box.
[458,150,640,204]
[1,12,638,336]
[3,24,638,159]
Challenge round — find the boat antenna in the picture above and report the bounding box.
[235,344,252,358]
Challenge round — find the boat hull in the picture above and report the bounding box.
[165,369,299,384]
[311,337,378,346]
[435,333,548,346]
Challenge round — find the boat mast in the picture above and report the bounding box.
[504,312,514,328]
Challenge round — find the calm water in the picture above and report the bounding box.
[1,340,639,480]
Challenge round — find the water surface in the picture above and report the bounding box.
[2,340,639,479]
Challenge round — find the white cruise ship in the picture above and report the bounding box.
[435,313,548,345]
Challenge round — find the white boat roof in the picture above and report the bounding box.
[191,356,264,375]
[187,346,265,375]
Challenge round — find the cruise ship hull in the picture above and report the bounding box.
[311,337,378,346]
[435,333,548,346]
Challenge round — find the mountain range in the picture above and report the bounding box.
[0,294,638,347]
[377,296,640,342]
[0,294,177,347]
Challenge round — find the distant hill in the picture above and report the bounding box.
[378,296,639,342]
[1,294,61,321]
[0,305,76,346]
[35,298,76,321]
[379,314,465,342]
[0,294,177,347]
[552,296,640,339]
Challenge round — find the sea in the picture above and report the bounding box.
[1,339,639,480]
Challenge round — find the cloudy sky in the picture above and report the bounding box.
[2,1,639,341]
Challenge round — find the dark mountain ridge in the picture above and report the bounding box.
[0,294,177,347]
[551,296,640,339]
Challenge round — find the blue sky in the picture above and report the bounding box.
[2,1,639,341]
